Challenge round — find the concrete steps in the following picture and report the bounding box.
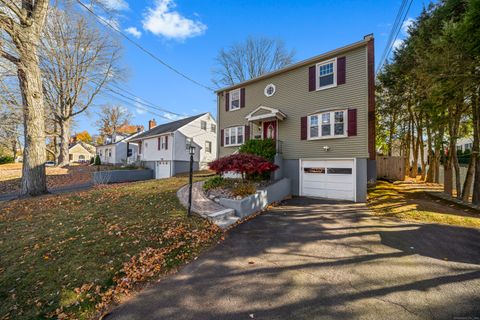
[207,208,239,229]
[176,182,240,230]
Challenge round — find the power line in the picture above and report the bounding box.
[383,0,414,70]
[376,0,407,73]
[76,0,215,92]
[376,0,413,74]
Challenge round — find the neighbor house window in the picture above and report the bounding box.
[211,123,216,133]
[229,89,241,111]
[201,120,207,130]
[160,136,167,149]
[317,58,336,90]
[308,110,347,139]
[464,143,473,151]
[224,126,244,146]
[205,141,212,153]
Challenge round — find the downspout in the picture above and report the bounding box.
[171,132,175,177]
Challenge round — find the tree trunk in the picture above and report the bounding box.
[461,153,475,202]
[452,147,462,199]
[472,88,480,205]
[57,118,71,167]
[426,126,434,182]
[444,152,453,196]
[17,38,48,196]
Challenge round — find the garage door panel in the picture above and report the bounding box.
[303,180,352,191]
[301,159,355,201]
[156,161,171,179]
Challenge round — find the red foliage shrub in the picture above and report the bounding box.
[209,153,278,178]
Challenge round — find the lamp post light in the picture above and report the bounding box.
[188,145,195,217]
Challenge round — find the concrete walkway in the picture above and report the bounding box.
[106,198,480,320]
[0,182,93,202]
[177,181,239,228]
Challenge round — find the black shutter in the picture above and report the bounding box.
[220,129,224,147]
[240,88,246,108]
[225,92,230,111]
[245,125,250,141]
[337,56,346,85]
[308,66,316,91]
[348,109,357,136]
[301,116,308,140]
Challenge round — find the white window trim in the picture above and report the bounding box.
[229,88,241,111]
[201,120,207,131]
[316,58,337,91]
[224,126,244,147]
[307,109,347,140]
[205,141,212,153]
[160,136,167,150]
[264,83,276,97]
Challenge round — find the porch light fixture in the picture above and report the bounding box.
[188,145,195,217]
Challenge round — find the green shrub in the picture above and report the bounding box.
[239,138,276,161]
[232,182,256,198]
[94,155,101,165]
[203,176,225,191]
[0,155,14,164]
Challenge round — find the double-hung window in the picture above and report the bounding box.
[308,110,347,139]
[211,123,216,133]
[161,136,167,149]
[229,89,241,111]
[201,120,207,130]
[317,58,336,90]
[224,126,244,146]
[205,141,212,153]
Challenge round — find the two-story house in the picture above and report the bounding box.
[128,113,217,179]
[216,35,375,202]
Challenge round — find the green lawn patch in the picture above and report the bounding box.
[0,177,222,319]
[368,181,480,228]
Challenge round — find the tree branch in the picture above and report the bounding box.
[0,48,19,64]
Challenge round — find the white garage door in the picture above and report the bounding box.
[156,161,171,179]
[301,159,355,201]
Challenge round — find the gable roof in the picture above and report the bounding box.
[215,35,373,93]
[129,113,207,141]
[69,141,96,154]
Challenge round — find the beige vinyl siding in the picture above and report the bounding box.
[218,45,369,160]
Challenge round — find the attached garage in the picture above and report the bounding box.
[300,159,356,201]
[155,161,171,179]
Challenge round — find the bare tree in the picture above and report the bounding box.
[212,36,295,87]
[95,104,132,138]
[0,0,50,195]
[40,6,122,166]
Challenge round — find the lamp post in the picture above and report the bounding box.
[188,145,195,216]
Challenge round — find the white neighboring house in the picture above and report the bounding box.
[456,137,474,152]
[96,132,140,165]
[128,113,217,179]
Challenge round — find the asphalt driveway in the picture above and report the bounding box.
[106,198,480,320]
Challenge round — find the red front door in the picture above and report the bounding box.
[263,121,277,140]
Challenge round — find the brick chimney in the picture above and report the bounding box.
[148,119,156,130]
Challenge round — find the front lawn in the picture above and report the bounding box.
[368,181,480,228]
[0,177,222,319]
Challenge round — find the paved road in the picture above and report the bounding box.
[106,198,480,320]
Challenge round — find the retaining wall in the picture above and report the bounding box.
[93,169,153,184]
[218,178,291,219]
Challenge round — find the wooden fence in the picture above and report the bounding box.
[376,156,406,181]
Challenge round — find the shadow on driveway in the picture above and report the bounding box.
[106,197,480,320]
